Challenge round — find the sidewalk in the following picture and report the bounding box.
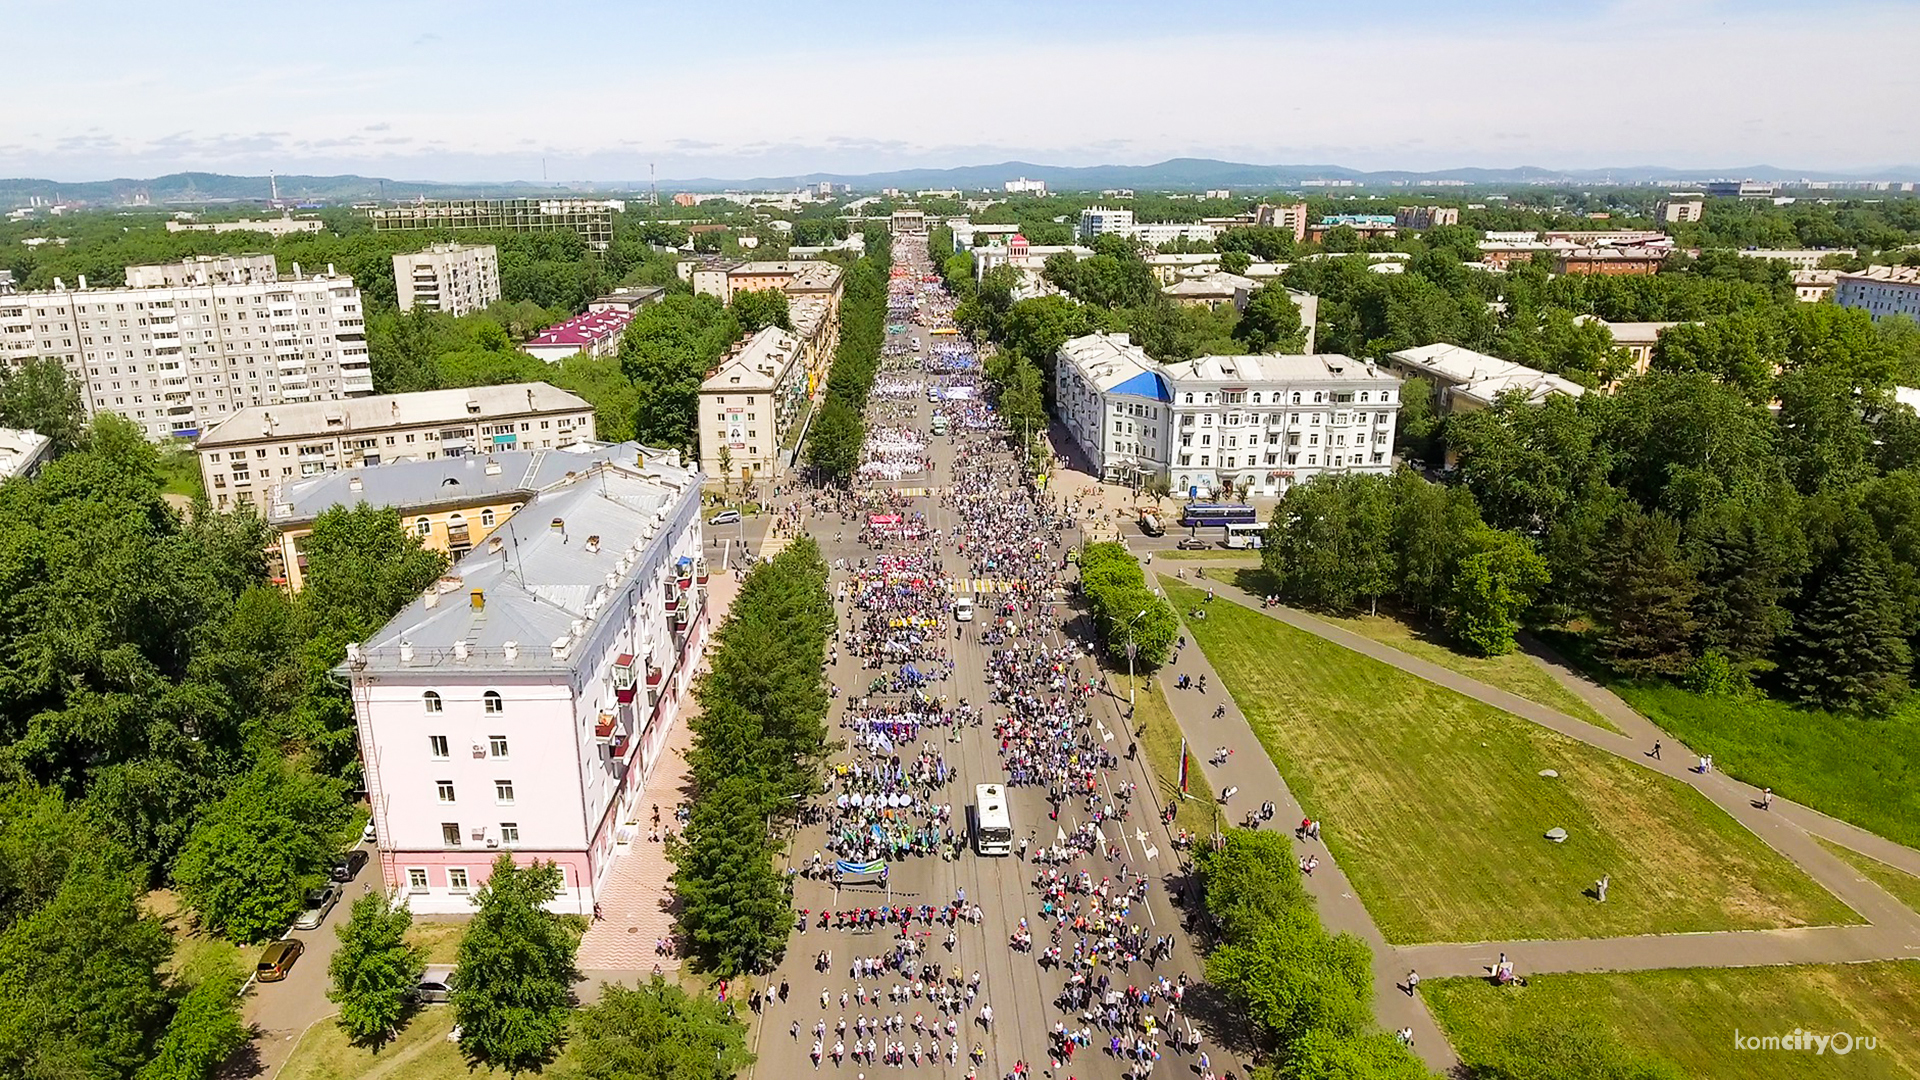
[1170,573,1920,965]
[1155,626,1459,1072]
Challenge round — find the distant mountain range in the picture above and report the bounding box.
[4,159,1918,207]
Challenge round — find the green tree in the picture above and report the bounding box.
[1779,517,1911,712]
[0,857,172,1080]
[803,398,863,483]
[669,774,790,976]
[1220,250,1253,276]
[136,966,249,1080]
[1598,510,1700,678]
[452,855,582,1071]
[171,762,350,942]
[1233,284,1307,354]
[0,355,87,454]
[621,294,740,451]
[728,288,792,334]
[299,503,449,640]
[562,978,754,1080]
[1444,528,1550,656]
[328,891,426,1047]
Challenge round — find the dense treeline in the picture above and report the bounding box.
[0,408,445,1078]
[804,229,892,481]
[671,538,833,976]
[1077,544,1179,669]
[1195,829,1430,1080]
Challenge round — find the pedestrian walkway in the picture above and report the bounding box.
[1160,573,1920,985]
[1154,630,1460,1072]
[576,571,739,974]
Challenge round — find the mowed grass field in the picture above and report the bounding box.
[1426,962,1920,1080]
[1163,582,1857,944]
[1197,567,1620,732]
[1130,676,1220,836]
[1817,838,1920,917]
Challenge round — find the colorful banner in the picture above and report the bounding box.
[835,859,887,876]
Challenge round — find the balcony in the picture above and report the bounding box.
[594,713,617,741]
[695,558,709,584]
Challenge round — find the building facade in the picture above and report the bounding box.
[523,309,634,362]
[1054,333,1401,498]
[1656,194,1705,224]
[267,442,650,590]
[1254,202,1310,243]
[0,255,367,442]
[698,325,809,482]
[1836,265,1920,323]
[194,382,595,511]
[1386,342,1586,413]
[368,199,621,250]
[1395,206,1460,229]
[343,455,709,915]
[394,244,501,317]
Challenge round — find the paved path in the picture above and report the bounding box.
[1154,633,1460,1072]
[1157,571,1920,980]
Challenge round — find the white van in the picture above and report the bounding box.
[953,597,975,622]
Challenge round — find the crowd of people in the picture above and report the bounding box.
[768,232,1218,1080]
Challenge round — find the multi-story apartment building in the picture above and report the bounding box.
[689,261,845,318]
[1395,206,1460,229]
[523,309,634,363]
[194,382,595,511]
[1837,265,1920,323]
[1254,202,1310,243]
[1656,194,1706,224]
[1078,206,1136,241]
[698,325,809,482]
[164,213,325,238]
[394,244,501,316]
[1726,248,1855,271]
[0,427,52,481]
[343,454,710,915]
[1054,332,1401,498]
[368,199,622,250]
[266,441,648,589]
[0,255,367,442]
[1386,342,1586,414]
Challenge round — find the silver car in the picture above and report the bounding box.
[293,884,339,930]
[416,965,457,1004]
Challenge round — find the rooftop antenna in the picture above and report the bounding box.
[543,157,548,183]
[650,163,659,207]
[270,171,279,207]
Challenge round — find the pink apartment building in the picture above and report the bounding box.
[343,453,709,914]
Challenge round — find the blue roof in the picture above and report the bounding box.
[1110,370,1171,402]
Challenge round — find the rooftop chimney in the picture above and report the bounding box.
[470,589,485,611]
[399,639,415,663]
[348,475,363,491]
[423,587,439,609]
[77,274,86,290]
[503,640,519,661]
[453,640,469,660]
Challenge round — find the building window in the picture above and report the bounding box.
[481,508,495,527]
[429,735,449,759]
[489,735,509,758]
[437,780,456,803]
[415,517,431,536]
[441,823,462,846]
[500,822,520,846]
[484,690,503,714]
[407,868,429,893]
[495,780,515,804]
[423,691,443,713]
[447,867,470,893]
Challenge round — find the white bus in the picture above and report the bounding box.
[974,783,1012,855]
[1225,522,1266,550]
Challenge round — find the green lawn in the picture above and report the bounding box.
[1426,963,1920,1080]
[1152,548,1262,561]
[156,444,205,500]
[404,919,466,965]
[146,888,260,984]
[1163,581,1857,944]
[1130,677,1220,837]
[279,1005,541,1080]
[1617,683,1920,850]
[1195,567,1620,732]
[1816,838,1920,917]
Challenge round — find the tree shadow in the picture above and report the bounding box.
[214,1029,266,1079]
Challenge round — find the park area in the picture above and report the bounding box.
[1425,962,1920,1080]
[1162,581,1858,944]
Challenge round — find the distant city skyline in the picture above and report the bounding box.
[3,0,1917,183]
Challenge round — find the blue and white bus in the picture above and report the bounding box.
[1180,503,1258,528]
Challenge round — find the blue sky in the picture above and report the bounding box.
[3,0,1917,182]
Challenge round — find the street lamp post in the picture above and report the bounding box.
[1126,608,1148,714]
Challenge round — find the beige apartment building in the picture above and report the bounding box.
[0,254,368,442]
[194,382,595,511]
[393,243,501,316]
[698,326,808,482]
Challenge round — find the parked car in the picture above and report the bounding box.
[362,821,377,844]
[293,884,339,930]
[1176,538,1212,551]
[415,965,456,1004]
[708,509,741,526]
[256,939,304,982]
[330,849,369,882]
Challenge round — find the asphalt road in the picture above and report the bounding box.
[748,245,1223,1080]
[243,841,376,1076]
